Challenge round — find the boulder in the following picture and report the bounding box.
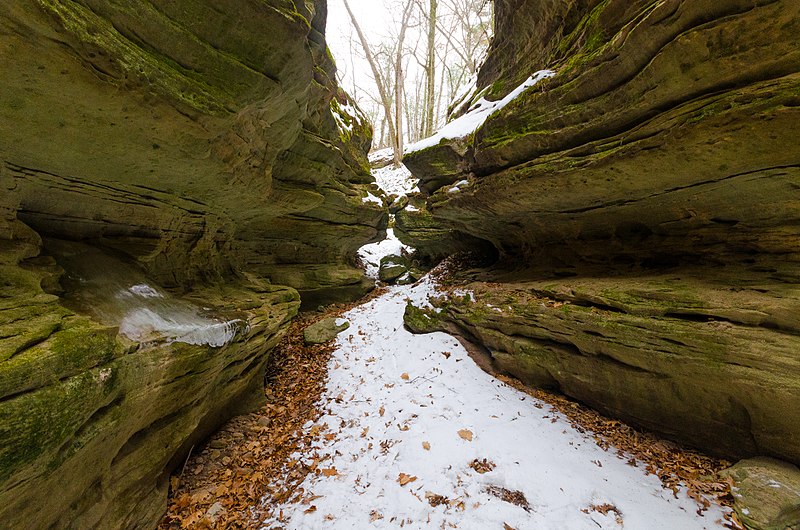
[0,0,387,295]
[379,254,411,283]
[721,457,800,530]
[0,235,299,530]
[388,195,409,214]
[304,318,350,345]
[410,275,800,464]
[403,0,800,268]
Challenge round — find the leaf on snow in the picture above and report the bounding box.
[458,429,474,441]
[398,473,418,486]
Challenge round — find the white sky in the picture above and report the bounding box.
[326,0,400,102]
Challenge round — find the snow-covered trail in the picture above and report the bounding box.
[262,279,727,530]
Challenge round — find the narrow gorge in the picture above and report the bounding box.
[0,0,798,529]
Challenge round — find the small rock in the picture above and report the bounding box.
[304,317,350,344]
[721,457,800,530]
[388,195,409,214]
[206,502,226,523]
[394,272,416,285]
[379,254,410,283]
[208,439,226,449]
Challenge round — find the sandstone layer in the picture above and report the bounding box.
[400,0,800,472]
[0,1,385,528]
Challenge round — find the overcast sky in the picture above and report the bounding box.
[325,0,416,112]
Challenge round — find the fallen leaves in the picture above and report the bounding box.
[582,503,624,525]
[400,372,410,381]
[320,467,338,477]
[424,491,449,507]
[422,441,431,451]
[397,473,418,486]
[160,308,344,529]
[486,486,531,513]
[494,374,741,527]
[469,458,496,474]
[457,429,474,441]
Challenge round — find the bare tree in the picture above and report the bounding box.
[423,0,438,137]
[343,0,414,166]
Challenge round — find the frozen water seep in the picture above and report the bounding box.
[115,283,246,348]
[119,308,245,348]
[121,284,163,298]
[407,69,555,153]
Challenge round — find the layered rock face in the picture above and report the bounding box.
[0,1,385,528]
[1,0,386,298]
[401,0,800,466]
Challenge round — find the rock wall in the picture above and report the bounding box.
[0,1,385,528]
[401,0,800,465]
[1,0,386,297]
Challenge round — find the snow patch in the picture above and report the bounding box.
[407,70,556,154]
[372,163,420,196]
[448,179,470,193]
[362,191,383,205]
[357,229,411,279]
[261,280,727,530]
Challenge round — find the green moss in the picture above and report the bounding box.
[36,0,238,114]
[403,302,444,334]
[0,363,120,482]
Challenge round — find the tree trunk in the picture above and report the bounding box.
[392,1,414,166]
[424,0,438,138]
[343,0,397,157]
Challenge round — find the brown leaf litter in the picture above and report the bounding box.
[159,293,380,529]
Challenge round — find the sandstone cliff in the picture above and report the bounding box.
[0,1,385,528]
[401,0,800,472]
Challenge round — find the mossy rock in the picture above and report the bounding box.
[403,302,443,334]
[304,317,350,344]
[388,195,409,214]
[379,254,410,283]
[721,457,800,530]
